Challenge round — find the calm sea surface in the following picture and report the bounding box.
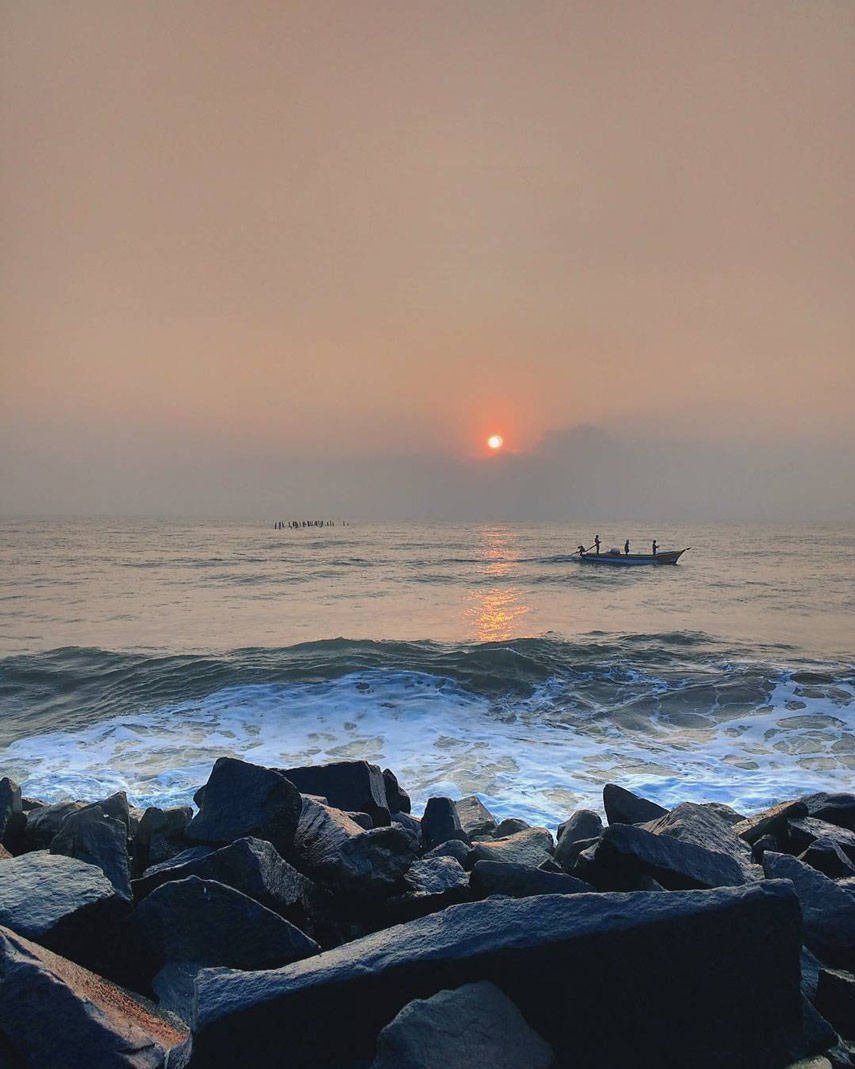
[1,519,853,825]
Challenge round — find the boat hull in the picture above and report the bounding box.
[575,550,687,566]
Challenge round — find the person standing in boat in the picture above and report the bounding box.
[652,540,658,556]
[594,534,600,555]
[624,539,630,555]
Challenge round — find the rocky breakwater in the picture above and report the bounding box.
[1,763,854,1067]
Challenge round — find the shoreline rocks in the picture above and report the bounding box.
[1,762,854,1067]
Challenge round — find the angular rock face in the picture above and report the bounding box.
[0,926,191,1069]
[578,823,746,891]
[642,802,758,880]
[602,783,667,826]
[469,828,554,869]
[372,981,555,1069]
[185,758,301,857]
[789,817,855,860]
[0,778,23,852]
[421,797,469,851]
[470,861,593,899]
[801,792,855,833]
[278,761,390,825]
[733,799,808,847]
[554,811,604,871]
[193,881,807,1069]
[0,853,129,969]
[454,796,497,840]
[50,804,133,901]
[78,791,132,834]
[815,968,855,1041]
[132,836,331,939]
[21,800,86,851]
[799,839,855,879]
[383,858,470,924]
[133,805,193,874]
[122,876,319,987]
[382,769,411,815]
[763,852,855,970]
[492,818,531,839]
[295,798,418,898]
[423,839,471,866]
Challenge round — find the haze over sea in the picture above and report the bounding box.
[1,518,853,828]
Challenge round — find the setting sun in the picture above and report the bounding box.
[487,434,504,450]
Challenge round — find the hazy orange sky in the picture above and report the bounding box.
[2,2,853,517]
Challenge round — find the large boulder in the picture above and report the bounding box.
[469,828,553,869]
[554,810,604,871]
[801,792,855,833]
[121,876,318,989]
[642,802,758,880]
[294,798,418,898]
[79,791,132,834]
[192,880,808,1069]
[382,857,470,924]
[469,861,593,899]
[50,804,132,901]
[0,778,23,852]
[577,823,746,891]
[186,758,301,857]
[492,818,531,839]
[383,769,411,815]
[278,761,390,824]
[764,853,855,970]
[454,796,497,840]
[372,981,554,1069]
[733,800,808,847]
[0,925,191,1069]
[421,797,469,851]
[423,839,471,866]
[815,969,855,1041]
[0,853,128,970]
[20,800,85,851]
[602,783,667,825]
[133,805,193,874]
[789,818,855,861]
[799,839,855,880]
[132,836,331,941]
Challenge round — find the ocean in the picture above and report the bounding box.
[1,518,853,828]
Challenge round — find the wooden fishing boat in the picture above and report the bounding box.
[575,548,688,566]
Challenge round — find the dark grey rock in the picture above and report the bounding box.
[454,796,497,840]
[799,839,855,879]
[421,797,469,851]
[734,799,808,846]
[802,792,855,833]
[578,822,746,891]
[751,833,780,861]
[391,811,421,838]
[193,880,807,1069]
[790,818,855,860]
[537,858,564,873]
[133,805,193,875]
[0,852,128,970]
[50,804,132,901]
[700,801,747,825]
[372,981,554,1069]
[346,811,375,829]
[382,857,470,924]
[470,861,593,899]
[79,791,131,834]
[469,828,553,869]
[141,845,214,878]
[20,798,45,812]
[603,783,667,826]
[802,945,825,1000]
[642,802,758,880]
[278,761,390,824]
[763,852,855,969]
[186,758,301,857]
[423,839,471,866]
[21,801,85,851]
[294,798,418,898]
[554,811,603,871]
[152,961,200,1028]
[382,769,411,814]
[122,876,318,988]
[816,968,855,1040]
[0,779,23,853]
[492,817,531,839]
[132,836,331,940]
[0,925,191,1069]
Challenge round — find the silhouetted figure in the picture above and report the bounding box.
[578,545,586,556]
[624,539,630,555]
[652,540,658,556]
[594,534,600,555]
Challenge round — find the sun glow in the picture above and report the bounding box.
[487,434,504,451]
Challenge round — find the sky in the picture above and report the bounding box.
[2,1,853,519]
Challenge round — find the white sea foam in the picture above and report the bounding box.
[2,669,853,826]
